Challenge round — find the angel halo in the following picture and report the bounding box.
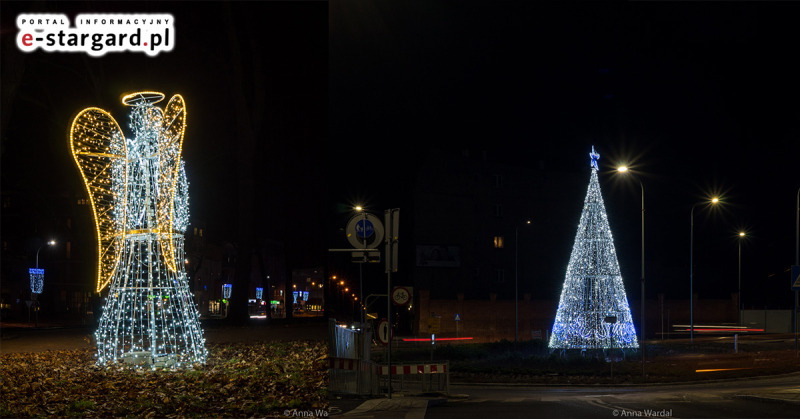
[70,91,206,368]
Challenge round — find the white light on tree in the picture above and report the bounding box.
[29,269,44,294]
[223,284,232,299]
[70,91,207,368]
[549,147,639,349]
[256,287,263,299]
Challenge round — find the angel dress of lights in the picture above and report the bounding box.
[548,147,639,350]
[70,91,206,368]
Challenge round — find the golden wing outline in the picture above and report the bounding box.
[156,94,187,272]
[69,108,128,292]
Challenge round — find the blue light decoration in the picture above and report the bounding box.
[29,268,44,294]
[256,287,263,299]
[70,91,207,368]
[223,284,232,299]
[549,147,639,349]
[292,291,299,304]
[302,291,309,301]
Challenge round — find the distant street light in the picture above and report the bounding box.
[36,240,56,269]
[617,166,645,379]
[690,198,719,341]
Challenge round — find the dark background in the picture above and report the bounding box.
[1,1,327,319]
[329,3,800,312]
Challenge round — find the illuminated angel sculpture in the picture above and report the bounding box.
[70,91,206,367]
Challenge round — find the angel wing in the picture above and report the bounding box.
[69,108,128,292]
[156,94,187,272]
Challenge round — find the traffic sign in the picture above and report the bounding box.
[392,286,411,306]
[346,213,384,249]
[355,219,374,238]
[792,266,800,291]
[377,318,391,346]
[427,317,441,334]
[455,313,460,321]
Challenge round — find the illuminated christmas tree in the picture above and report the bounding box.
[70,91,207,368]
[548,147,638,349]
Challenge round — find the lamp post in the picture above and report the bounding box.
[36,240,56,269]
[738,231,745,326]
[617,166,645,379]
[795,187,798,358]
[690,198,718,342]
[355,206,365,328]
[515,220,531,342]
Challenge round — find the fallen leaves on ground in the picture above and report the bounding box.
[0,340,328,418]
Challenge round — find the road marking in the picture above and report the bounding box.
[501,398,526,402]
[343,399,384,416]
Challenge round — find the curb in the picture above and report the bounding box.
[734,395,800,406]
[449,370,800,388]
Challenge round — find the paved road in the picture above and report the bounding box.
[0,323,327,354]
[335,375,800,419]
[430,377,800,419]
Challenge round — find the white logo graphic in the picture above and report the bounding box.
[17,14,175,57]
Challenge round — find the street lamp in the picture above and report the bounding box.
[354,205,367,328]
[690,198,719,342]
[738,231,746,326]
[36,240,56,269]
[617,166,645,379]
[515,220,531,342]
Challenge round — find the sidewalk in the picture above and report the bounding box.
[734,388,800,405]
[332,395,447,419]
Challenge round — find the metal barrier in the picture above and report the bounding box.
[329,357,380,395]
[379,361,449,394]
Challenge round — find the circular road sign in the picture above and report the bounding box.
[391,286,411,306]
[355,219,374,238]
[377,318,391,346]
[346,213,384,249]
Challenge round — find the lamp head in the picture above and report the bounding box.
[617,166,628,172]
[711,198,719,204]
[354,206,363,211]
[739,232,745,237]
[48,240,56,245]
[526,220,531,224]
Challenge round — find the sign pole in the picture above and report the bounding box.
[385,209,392,399]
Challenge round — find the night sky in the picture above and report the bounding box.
[329,3,800,311]
[2,2,327,270]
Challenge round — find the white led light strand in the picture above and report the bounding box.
[549,148,639,349]
[70,91,207,368]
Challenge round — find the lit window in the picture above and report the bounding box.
[199,229,203,237]
[66,242,71,259]
[493,236,504,248]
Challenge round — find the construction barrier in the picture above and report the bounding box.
[380,361,449,394]
[329,357,380,395]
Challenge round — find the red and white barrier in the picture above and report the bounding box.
[328,358,447,376]
[379,363,447,375]
[328,357,380,374]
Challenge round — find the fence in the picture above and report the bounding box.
[329,357,381,395]
[380,361,450,394]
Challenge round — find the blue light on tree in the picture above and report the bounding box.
[256,287,263,299]
[223,284,232,299]
[29,269,44,294]
[549,147,639,349]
